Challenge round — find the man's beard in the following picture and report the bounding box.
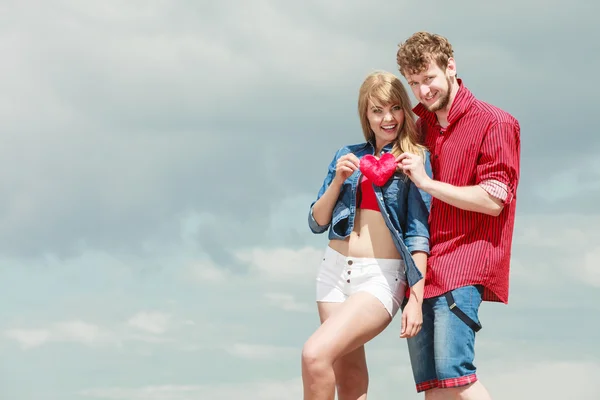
[426,76,452,112]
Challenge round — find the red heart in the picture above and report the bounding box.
[359,153,397,186]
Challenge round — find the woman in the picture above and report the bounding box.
[303,71,432,400]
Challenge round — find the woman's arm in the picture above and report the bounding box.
[311,179,344,226]
[400,251,427,338]
[308,152,360,232]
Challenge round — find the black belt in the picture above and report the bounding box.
[445,291,482,332]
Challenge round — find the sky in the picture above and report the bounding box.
[0,0,599,399]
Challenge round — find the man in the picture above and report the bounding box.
[395,32,521,399]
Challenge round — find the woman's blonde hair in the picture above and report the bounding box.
[358,71,424,158]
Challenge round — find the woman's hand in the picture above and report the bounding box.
[400,296,423,338]
[333,153,360,185]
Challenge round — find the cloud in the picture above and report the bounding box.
[583,247,600,288]
[264,293,312,313]
[4,329,50,350]
[1,2,599,400]
[238,246,323,283]
[127,312,171,335]
[0,0,594,260]
[511,214,600,289]
[4,312,180,350]
[4,321,116,350]
[486,361,600,400]
[187,259,231,284]
[81,378,303,400]
[226,343,298,360]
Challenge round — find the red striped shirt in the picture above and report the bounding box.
[414,80,520,303]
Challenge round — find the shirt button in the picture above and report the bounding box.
[347,260,353,266]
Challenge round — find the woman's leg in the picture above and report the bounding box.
[302,292,392,400]
[317,302,369,400]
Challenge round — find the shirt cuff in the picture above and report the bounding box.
[308,205,330,234]
[479,179,508,202]
[404,235,430,255]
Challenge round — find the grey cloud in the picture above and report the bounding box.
[0,0,596,259]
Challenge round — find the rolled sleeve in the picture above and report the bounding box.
[308,204,330,234]
[479,179,508,202]
[404,235,429,254]
[404,150,432,254]
[476,120,521,205]
[307,149,340,234]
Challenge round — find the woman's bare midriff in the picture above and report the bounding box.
[328,209,401,259]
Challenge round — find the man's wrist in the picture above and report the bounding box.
[418,176,435,193]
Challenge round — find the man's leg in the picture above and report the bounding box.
[427,285,489,399]
[424,381,492,400]
[455,381,492,399]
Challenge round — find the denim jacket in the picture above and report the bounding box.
[308,141,432,288]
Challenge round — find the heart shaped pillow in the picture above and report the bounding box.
[359,153,397,186]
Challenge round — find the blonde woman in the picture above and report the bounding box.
[302,71,432,400]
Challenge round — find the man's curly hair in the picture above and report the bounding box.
[396,32,454,77]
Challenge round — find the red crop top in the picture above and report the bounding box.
[358,174,380,212]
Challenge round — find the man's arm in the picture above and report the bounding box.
[398,121,520,217]
[419,180,503,216]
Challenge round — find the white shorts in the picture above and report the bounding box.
[316,246,407,317]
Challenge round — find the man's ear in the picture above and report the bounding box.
[446,57,457,78]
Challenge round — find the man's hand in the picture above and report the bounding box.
[397,152,431,189]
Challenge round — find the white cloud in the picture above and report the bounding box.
[485,361,600,400]
[187,259,231,284]
[81,378,303,400]
[226,343,298,360]
[55,321,113,346]
[511,215,600,289]
[4,313,180,350]
[4,321,117,350]
[583,247,600,288]
[128,312,171,335]
[238,246,323,283]
[264,292,312,313]
[4,329,50,350]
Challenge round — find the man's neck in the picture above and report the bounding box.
[435,79,460,128]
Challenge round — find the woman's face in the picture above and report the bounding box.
[366,99,404,149]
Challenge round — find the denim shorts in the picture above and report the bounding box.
[406,285,483,392]
[316,246,407,317]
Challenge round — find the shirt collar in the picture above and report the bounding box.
[412,79,475,127]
